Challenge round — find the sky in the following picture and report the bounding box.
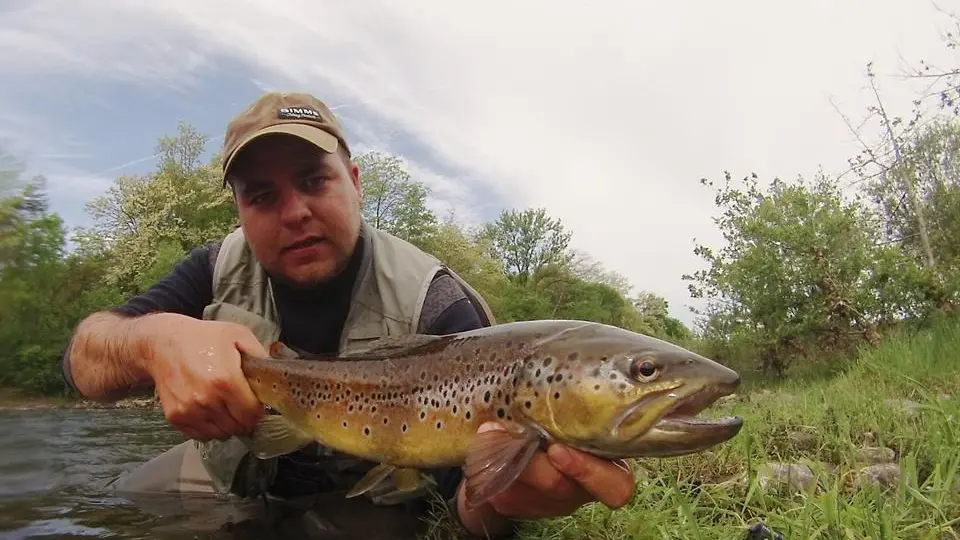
[0,1,957,328]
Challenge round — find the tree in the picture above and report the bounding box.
[481,207,573,283]
[75,123,235,292]
[683,171,922,374]
[354,151,437,248]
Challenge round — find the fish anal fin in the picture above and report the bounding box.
[345,463,396,498]
[339,334,445,359]
[462,426,541,509]
[391,467,426,492]
[245,415,315,459]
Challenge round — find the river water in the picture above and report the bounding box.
[0,408,380,540]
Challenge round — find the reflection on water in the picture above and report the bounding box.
[0,409,450,540]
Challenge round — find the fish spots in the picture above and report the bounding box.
[436,420,443,430]
[363,426,371,437]
[497,408,505,418]
[483,391,491,403]
[402,423,408,432]
[524,400,532,409]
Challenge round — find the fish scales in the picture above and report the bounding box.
[243,321,590,468]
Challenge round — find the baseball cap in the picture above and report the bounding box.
[220,91,351,182]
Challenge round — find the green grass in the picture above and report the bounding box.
[424,316,960,539]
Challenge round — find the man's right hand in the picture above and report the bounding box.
[139,314,268,442]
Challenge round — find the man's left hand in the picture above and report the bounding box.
[455,422,636,536]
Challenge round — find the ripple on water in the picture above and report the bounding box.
[0,408,192,540]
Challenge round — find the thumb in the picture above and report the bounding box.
[230,326,269,358]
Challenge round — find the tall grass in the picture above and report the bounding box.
[424,317,960,539]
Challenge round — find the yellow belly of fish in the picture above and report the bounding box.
[285,403,495,468]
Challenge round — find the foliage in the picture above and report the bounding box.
[2,7,960,396]
[0,127,688,397]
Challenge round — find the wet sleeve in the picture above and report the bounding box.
[61,242,219,392]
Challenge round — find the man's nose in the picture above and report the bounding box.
[278,191,311,223]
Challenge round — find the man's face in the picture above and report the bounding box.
[226,134,363,288]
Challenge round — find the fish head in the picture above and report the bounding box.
[513,322,743,459]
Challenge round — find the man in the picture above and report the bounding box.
[62,91,635,539]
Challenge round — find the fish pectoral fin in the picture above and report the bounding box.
[462,426,541,509]
[244,415,315,459]
[345,463,397,498]
[338,334,445,359]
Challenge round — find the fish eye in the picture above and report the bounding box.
[629,358,660,382]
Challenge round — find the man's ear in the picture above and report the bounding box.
[350,160,363,202]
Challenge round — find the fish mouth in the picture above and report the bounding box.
[655,383,742,431]
[602,381,742,459]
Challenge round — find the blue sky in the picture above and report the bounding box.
[1,1,957,326]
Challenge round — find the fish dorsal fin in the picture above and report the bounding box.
[268,341,301,359]
[339,333,445,359]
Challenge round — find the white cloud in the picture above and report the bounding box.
[1,0,957,326]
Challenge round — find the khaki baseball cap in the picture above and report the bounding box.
[221,91,351,180]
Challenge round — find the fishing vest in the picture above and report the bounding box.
[195,219,496,502]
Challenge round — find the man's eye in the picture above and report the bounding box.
[301,176,326,190]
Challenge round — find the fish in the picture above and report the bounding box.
[237,319,744,509]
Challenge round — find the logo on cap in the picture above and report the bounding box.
[278,107,322,121]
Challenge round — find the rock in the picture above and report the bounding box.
[786,429,818,452]
[853,463,902,491]
[855,446,896,465]
[756,462,818,494]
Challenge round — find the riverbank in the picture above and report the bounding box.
[0,387,159,411]
[417,316,958,540]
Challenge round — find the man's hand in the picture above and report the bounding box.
[139,313,268,442]
[455,422,636,536]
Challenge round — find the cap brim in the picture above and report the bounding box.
[222,123,340,177]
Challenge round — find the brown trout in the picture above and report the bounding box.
[238,319,743,508]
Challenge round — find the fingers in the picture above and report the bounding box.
[489,478,582,520]
[546,444,637,509]
[152,321,268,441]
[512,449,591,504]
[226,325,269,430]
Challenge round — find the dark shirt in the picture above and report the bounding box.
[62,234,488,503]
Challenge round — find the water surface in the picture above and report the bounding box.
[0,408,303,540]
